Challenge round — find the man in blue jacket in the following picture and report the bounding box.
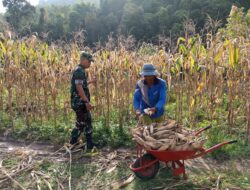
[133,63,167,124]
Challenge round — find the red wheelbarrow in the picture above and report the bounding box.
[129,125,237,180]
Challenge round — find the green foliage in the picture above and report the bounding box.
[39,0,100,7]
[3,0,36,34]
[0,14,9,32]
[0,111,72,144]
[196,118,250,160]
[1,157,19,169]
[137,43,157,55]
[2,0,250,44]
[93,115,134,148]
[219,6,250,38]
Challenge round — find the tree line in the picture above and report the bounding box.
[1,0,250,46]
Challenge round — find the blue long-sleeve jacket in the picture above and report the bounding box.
[133,78,167,119]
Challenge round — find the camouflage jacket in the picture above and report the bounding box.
[70,64,90,110]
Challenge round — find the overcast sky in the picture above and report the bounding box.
[0,0,39,13]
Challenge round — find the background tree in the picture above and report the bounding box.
[3,0,36,34]
[119,2,146,41]
[2,0,250,44]
[0,14,9,33]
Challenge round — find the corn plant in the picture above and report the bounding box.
[0,27,249,143]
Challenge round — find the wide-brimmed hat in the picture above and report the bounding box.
[140,63,159,76]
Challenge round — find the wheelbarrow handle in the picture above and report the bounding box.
[194,125,212,136]
[228,140,237,144]
[203,125,212,131]
[187,140,237,159]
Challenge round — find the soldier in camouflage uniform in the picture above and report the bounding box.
[70,51,99,150]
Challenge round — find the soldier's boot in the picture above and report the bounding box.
[70,128,81,145]
[86,134,100,150]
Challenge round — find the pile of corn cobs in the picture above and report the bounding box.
[132,120,206,151]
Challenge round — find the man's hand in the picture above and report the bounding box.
[149,107,157,115]
[144,107,157,116]
[85,102,92,111]
[88,76,97,85]
[135,110,141,119]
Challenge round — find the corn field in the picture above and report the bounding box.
[0,31,249,143]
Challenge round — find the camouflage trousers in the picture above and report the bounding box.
[70,105,93,144]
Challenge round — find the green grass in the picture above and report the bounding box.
[1,143,249,190]
[0,95,249,160]
[70,161,250,190]
[10,157,250,190]
[1,156,19,169]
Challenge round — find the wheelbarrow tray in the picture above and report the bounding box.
[129,124,237,180]
[147,149,199,161]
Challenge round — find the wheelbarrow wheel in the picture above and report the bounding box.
[132,153,159,180]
